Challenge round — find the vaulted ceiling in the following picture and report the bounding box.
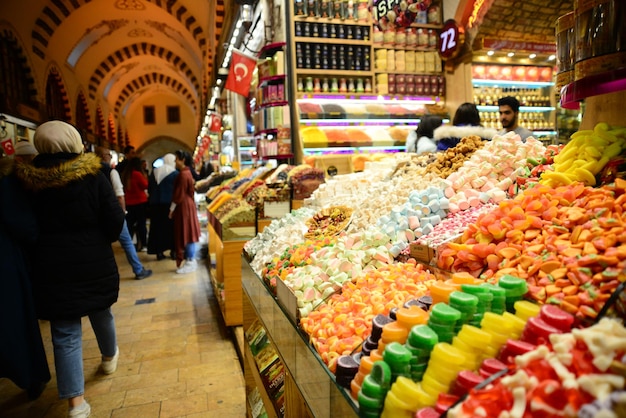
[0,0,231,157]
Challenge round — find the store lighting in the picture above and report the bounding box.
[216,79,222,85]
[548,55,556,61]
[529,53,537,59]
[487,50,495,56]
[507,52,514,57]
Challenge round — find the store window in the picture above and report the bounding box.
[144,105,155,124]
[167,105,180,124]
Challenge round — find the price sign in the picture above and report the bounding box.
[438,19,464,60]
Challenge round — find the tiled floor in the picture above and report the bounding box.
[0,243,245,418]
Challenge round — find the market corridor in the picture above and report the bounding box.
[0,243,245,417]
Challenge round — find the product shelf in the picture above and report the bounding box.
[295,36,370,46]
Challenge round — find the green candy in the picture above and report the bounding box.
[430,302,462,322]
[498,274,527,291]
[407,325,439,349]
[449,291,479,308]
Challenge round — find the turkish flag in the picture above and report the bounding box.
[1,138,15,155]
[224,49,257,97]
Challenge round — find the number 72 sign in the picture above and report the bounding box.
[438,19,465,60]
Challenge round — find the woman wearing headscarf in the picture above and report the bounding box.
[14,120,125,418]
[147,153,179,261]
[169,150,201,274]
[0,156,50,400]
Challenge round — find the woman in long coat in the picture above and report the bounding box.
[147,153,178,260]
[169,150,201,274]
[14,121,125,417]
[0,157,50,399]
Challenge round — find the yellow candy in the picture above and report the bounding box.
[457,325,493,348]
[514,300,540,321]
[574,167,596,186]
[481,312,513,331]
[424,359,460,382]
[503,312,527,333]
[383,390,414,412]
[415,383,437,407]
[421,373,451,397]
[430,342,466,365]
[391,377,422,410]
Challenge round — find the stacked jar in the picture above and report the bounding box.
[572,0,626,81]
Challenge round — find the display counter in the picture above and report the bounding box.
[207,211,254,326]
[241,255,358,418]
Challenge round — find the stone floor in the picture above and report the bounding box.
[0,243,245,418]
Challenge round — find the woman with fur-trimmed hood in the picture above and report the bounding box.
[14,120,124,417]
[433,103,497,151]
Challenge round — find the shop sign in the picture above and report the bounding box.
[483,38,557,54]
[373,0,432,29]
[439,19,463,60]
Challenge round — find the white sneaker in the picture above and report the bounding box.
[101,347,119,375]
[68,400,91,418]
[176,259,197,274]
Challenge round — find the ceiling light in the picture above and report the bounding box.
[529,53,537,59]
[487,50,495,56]
[507,52,514,57]
[548,54,556,61]
[217,79,222,85]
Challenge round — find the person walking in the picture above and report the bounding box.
[96,147,152,280]
[433,102,498,151]
[0,156,51,400]
[498,96,534,141]
[169,150,201,274]
[121,157,149,252]
[148,153,178,261]
[14,121,125,418]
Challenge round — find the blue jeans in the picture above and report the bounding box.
[119,219,143,274]
[50,308,117,399]
[185,242,196,260]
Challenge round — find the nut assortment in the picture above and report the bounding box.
[426,135,485,178]
[305,205,354,239]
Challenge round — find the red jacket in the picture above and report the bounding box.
[125,170,148,206]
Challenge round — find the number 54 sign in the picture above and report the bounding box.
[438,19,465,61]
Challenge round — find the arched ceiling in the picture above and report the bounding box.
[0,0,229,152]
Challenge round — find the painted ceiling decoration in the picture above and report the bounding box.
[87,42,201,101]
[31,0,208,59]
[114,72,197,114]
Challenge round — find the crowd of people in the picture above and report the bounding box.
[406,95,534,154]
[1,120,205,417]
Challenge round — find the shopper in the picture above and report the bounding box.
[14,140,38,164]
[0,156,51,400]
[14,120,125,418]
[498,96,534,141]
[147,153,178,261]
[433,102,497,150]
[114,145,135,175]
[169,150,201,274]
[96,147,152,280]
[405,114,443,154]
[121,157,149,251]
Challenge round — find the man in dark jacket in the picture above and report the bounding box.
[14,121,124,418]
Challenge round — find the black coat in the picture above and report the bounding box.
[0,158,50,391]
[15,152,124,320]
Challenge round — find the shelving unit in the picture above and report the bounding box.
[254,42,293,163]
[471,70,557,142]
[287,4,446,160]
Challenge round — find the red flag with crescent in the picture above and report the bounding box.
[1,138,15,155]
[224,49,256,97]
